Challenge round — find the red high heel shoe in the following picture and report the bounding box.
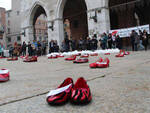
[46,78,73,105]
[96,58,110,68]
[89,57,103,68]
[115,50,125,57]
[0,69,10,82]
[71,77,92,104]
[65,55,76,61]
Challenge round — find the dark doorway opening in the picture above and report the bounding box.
[63,0,88,41]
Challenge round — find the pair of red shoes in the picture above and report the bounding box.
[7,57,18,61]
[46,77,92,105]
[115,50,130,57]
[65,55,76,61]
[90,57,110,68]
[23,56,37,62]
[0,69,10,82]
[48,55,57,59]
[90,53,98,56]
[73,58,89,63]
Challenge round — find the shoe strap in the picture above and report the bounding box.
[46,83,72,97]
[0,70,9,74]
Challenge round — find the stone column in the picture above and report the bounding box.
[87,7,110,37]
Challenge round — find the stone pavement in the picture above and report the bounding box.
[0,51,150,113]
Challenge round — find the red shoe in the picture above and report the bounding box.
[105,53,110,55]
[73,58,89,63]
[89,57,103,68]
[46,78,73,105]
[7,57,18,61]
[90,53,98,56]
[0,69,9,82]
[124,51,130,55]
[0,56,6,59]
[23,56,37,62]
[80,54,89,58]
[48,55,57,59]
[115,51,125,57]
[65,55,76,61]
[57,55,64,58]
[71,77,92,104]
[96,58,110,68]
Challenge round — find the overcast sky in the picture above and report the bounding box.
[0,0,11,10]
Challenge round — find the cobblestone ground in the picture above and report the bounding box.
[0,51,150,113]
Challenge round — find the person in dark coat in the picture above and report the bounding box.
[22,41,27,56]
[70,39,76,51]
[64,37,70,52]
[116,35,122,49]
[130,30,136,51]
[49,40,55,53]
[108,34,112,49]
[28,42,32,56]
[142,30,149,51]
[86,37,91,50]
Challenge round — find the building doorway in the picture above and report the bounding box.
[63,0,88,41]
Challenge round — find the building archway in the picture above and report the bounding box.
[29,4,48,42]
[57,0,89,44]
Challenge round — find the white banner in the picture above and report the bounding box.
[109,25,150,38]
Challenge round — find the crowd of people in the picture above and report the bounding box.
[7,40,47,57]
[0,30,149,58]
[130,30,149,51]
[57,33,123,53]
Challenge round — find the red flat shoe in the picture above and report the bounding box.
[96,58,110,68]
[65,55,76,61]
[89,57,103,68]
[105,53,110,55]
[73,58,89,63]
[71,77,92,104]
[48,55,57,59]
[57,55,64,58]
[0,69,10,82]
[46,78,73,105]
[7,57,18,61]
[23,56,37,62]
[90,53,98,56]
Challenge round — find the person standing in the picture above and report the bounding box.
[0,43,2,57]
[22,41,27,56]
[142,30,149,51]
[139,30,145,50]
[28,42,32,56]
[130,30,136,51]
[108,34,112,49]
[49,40,55,53]
[134,32,140,51]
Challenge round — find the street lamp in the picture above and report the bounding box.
[48,21,54,31]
